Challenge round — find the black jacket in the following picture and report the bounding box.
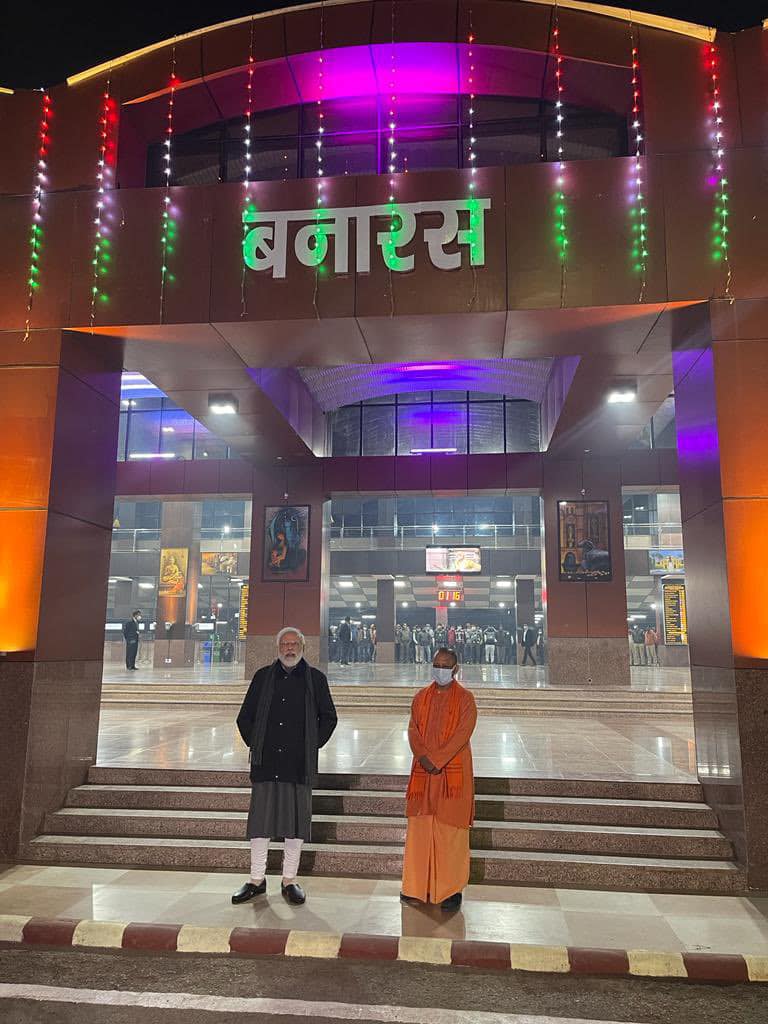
[236,659,337,785]
[123,619,140,642]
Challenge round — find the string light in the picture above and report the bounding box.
[311,1,327,316]
[241,20,256,317]
[707,42,732,297]
[159,46,177,322]
[90,79,116,328]
[467,9,480,309]
[629,32,648,298]
[383,0,401,301]
[552,14,568,306]
[24,90,52,340]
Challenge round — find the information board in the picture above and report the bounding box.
[239,584,249,640]
[662,581,688,645]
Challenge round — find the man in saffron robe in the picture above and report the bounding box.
[401,647,477,911]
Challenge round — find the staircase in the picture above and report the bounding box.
[100,683,693,717]
[25,767,744,895]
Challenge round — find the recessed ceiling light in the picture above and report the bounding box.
[337,580,354,588]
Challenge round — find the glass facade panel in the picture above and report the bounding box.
[397,405,432,454]
[126,410,161,459]
[193,423,229,460]
[159,408,195,460]
[431,402,467,454]
[330,406,361,456]
[362,405,396,456]
[469,402,504,454]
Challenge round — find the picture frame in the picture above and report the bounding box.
[262,504,311,582]
[557,500,612,582]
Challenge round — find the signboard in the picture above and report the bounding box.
[436,576,464,605]
[557,501,612,582]
[158,548,188,597]
[663,581,688,645]
[243,198,491,279]
[239,584,249,640]
[426,547,481,574]
[649,549,685,575]
[201,552,238,576]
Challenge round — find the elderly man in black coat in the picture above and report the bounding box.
[232,626,337,906]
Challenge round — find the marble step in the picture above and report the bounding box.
[85,766,703,803]
[44,807,734,860]
[23,834,745,894]
[66,785,718,829]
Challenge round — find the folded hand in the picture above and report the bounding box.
[419,755,441,775]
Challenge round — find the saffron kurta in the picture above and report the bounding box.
[402,681,477,904]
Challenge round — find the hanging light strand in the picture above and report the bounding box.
[312,1,326,318]
[385,0,398,314]
[630,28,648,301]
[552,11,568,307]
[241,19,256,318]
[467,9,479,310]
[708,42,732,299]
[159,46,177,323]
[90,78,115,329]
[24,90,52,340]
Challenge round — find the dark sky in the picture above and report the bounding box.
[1,1,766,89]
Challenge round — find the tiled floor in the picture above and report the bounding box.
[103,661,692,692]
[96,705,698,780]
[1,865,766,954]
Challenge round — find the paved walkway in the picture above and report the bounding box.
[2,866,766,956]
[95,706,697,780]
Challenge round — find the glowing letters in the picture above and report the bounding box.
[242,198,491,279]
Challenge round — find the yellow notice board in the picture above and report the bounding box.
[239,584,249,640]
[663,581,688,645]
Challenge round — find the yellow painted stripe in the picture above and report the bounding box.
[72,920,127,949]
[745,955,768,982]
[510,944,570,973]
[0,915,30,942]
[0,86,14,95]
[398,936,453,965]
[177,925,233,954]
[628,949,687,978]
[284,930,342,959]
[66,0,714,87]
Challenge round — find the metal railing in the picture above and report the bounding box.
[110,527,250,553]
[329,523,542,550]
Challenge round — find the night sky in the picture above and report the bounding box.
[1,1,767,89]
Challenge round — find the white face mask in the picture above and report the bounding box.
[433,667,455,686]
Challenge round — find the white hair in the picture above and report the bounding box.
[276,626,305,648]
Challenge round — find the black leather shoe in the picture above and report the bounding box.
[231,880,266,904]
[399,892,420,904]
[440,892,462,911]
[281,882,306,905]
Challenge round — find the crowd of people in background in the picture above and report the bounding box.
[629,624,660,666]
[328,619,544,666]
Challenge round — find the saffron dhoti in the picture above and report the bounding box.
[402,814,470,904]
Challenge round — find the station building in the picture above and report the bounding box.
[1,0,767,888]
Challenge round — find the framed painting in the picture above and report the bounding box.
[557,500,612,582]
[262,505,310,582]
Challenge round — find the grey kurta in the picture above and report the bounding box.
[246,781,312,841]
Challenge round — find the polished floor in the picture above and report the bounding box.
[96,705,697,781]
[1,864,766,955]
[103,661,692,693]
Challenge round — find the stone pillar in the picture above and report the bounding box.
[153,502,200,668]
[376,578,396,664]
[0,329,122,858]
[674,334,768,889]
[245,464,328,677]
[542,457,630,687]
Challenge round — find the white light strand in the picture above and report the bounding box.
[241,20,255,319]
[24,90,52,341]
[630,30,648,301]
[159,46,177,323]
[90,78,113,330]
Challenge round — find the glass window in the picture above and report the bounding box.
[159,408,195,460]
[431,402,467,454]
[330,406,361,457]
[362,405,396,456]
[117,411,128,461]
[397,391,431,404]
[193,422,229,460]
[126,410,161,459]
[227,138,298,183]
[302,133,377,178]
[505,400,540,452]
[469,402,504,454]
[397,405,431,454]
[391,127,458,173]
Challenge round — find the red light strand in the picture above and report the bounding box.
[552,11,568,308]
[23,91,52,341]
[241,19,256,319]
[159,46,177,323]
[90,79,115,329]
[708,43,732,299]
[630,28,649,301]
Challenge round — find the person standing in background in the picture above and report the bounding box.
[122,610,142,671]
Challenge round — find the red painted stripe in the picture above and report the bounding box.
[339,933,399,961]
[683,953,749,984]
[22,919,79,947]
[122,923,180,952]
[451,940,511,970]
[229,928,289,956]
[568,947,630,976]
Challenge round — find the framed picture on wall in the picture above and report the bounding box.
[262,505,310,582]
[557,500,612,582]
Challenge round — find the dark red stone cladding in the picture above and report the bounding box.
[568,947,631,976]
[22,918,79,946]
[451,939,511,970]
[229,927,289,956]
[682,953,750,984]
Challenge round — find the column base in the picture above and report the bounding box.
[547,637,631,688]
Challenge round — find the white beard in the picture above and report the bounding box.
[279,653,301,670]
